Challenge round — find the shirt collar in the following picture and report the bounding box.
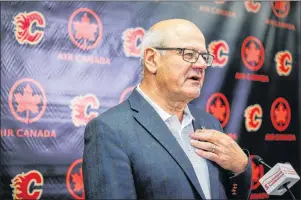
[136,84,195,123]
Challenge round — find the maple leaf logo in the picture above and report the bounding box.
[270,97,291,132]
[210,98,226,122]
[274,103,287,124]
[14,84,41,123]
[71,168,84,193]
[206,93,230,128]
[73,13,97,49]
[274,2,288,12]
[251,161,263,190]
[271,1,290,18]
[245,41,260,65]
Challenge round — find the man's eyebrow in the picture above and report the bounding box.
[184,46,208,53]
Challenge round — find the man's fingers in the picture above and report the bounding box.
[191,129,219,143]
[190,139,219,154]
[195,149,219,162]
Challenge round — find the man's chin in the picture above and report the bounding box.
[184,89,201,99]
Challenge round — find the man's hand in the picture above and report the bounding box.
[189,129,248,175]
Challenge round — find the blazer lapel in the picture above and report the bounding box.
[190,105,220,200]
[128,89,206,199]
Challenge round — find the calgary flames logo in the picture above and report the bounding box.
[244,104,262,132]
[271,1,290,18]
[244,0,261,13]
[275,50,292,76]
[70,94,100,127]
[13,11,45,45]
[123,27,145,57]
[208,40,229,67]
[10,170,43,200]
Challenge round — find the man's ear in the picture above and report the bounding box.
[144,47,158,74]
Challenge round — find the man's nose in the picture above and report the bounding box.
[191,57,207,69]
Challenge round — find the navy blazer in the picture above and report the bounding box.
[83,89,252,199]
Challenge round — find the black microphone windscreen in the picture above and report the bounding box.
[252,155,263,165]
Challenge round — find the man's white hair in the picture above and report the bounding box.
[139,29,167,81]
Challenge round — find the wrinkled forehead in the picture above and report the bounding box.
[165,27,207,52]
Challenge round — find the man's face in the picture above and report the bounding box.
[155,27,208,102]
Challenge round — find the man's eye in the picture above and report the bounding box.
[185,53,194,58]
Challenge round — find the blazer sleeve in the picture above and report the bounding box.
[82,117,137,199]
[215,119,253,199]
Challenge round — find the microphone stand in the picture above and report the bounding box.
[283,183,296,200]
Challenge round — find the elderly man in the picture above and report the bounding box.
[83,19,252,199]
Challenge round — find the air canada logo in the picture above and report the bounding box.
[68,8,103,50]
[10,170,44,200]
[206,93,230,128]
[236,36,269,82]
[244,104,262,132]
[119,86,135,103]
[241,36,264,71]
[244,0,261,13]
[271,1,290,18]
[13,11,46,45]
[8,78,47,124]
[66,159,85,199]
[275,50,292,76]
[70,94,100,127]
[250,155,264,190]
[208,40,229,67]
[270,97,291,132]
[199,3,236,18]
[123,27,145,57]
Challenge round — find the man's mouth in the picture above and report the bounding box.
[188,75,201,81]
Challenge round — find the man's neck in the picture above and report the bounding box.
[139,80,187,122]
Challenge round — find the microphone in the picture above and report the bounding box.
[252,155,300,199]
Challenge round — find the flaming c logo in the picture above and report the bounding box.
[275,50,292,76]
[123,27,145,57]
[206,93,230,128]
[10,170,44,200]
[70,94,100,127]
[244,104,263,132]
[244,0,261,13]
[241,36,265,71]
[250,155,264,190]
[208,40,229,67]
[270,97,291,132]
[13,11,46,45]
[271,1,290,18]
